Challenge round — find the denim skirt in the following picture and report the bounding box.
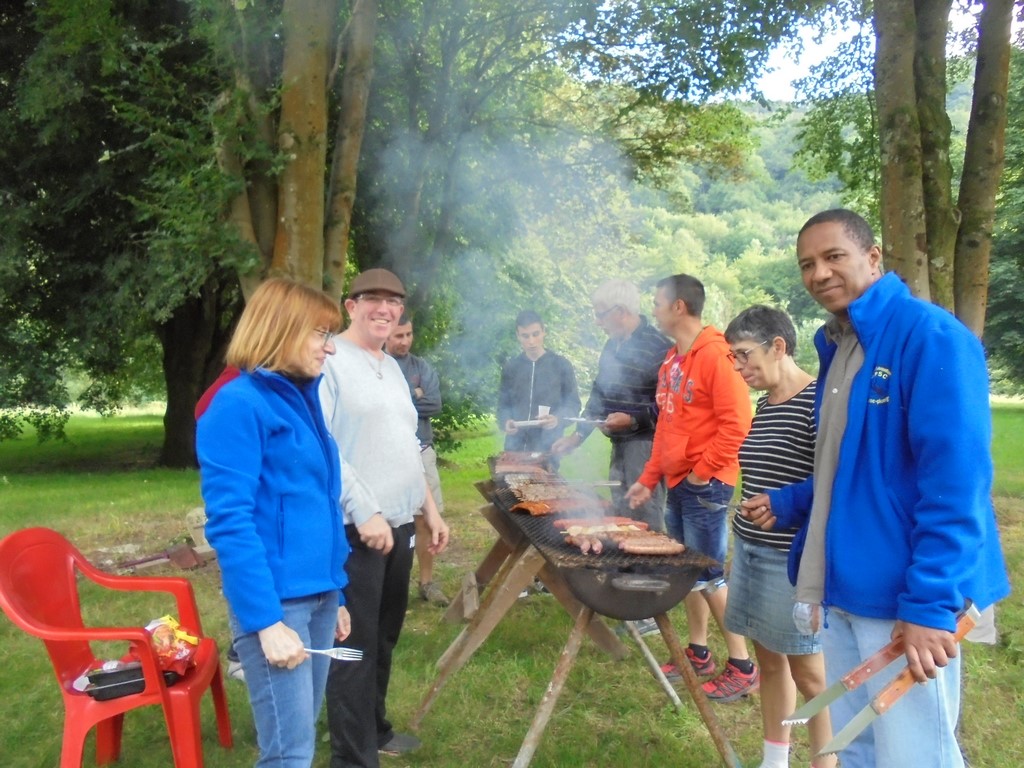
[724,535,821,655]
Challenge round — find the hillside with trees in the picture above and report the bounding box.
[1,1,1020,462]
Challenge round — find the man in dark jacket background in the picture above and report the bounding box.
[497,310,581,457]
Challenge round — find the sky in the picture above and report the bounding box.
[755,27,839,102]
[754,6,994,103]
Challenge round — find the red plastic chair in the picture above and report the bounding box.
[0,527,233,767]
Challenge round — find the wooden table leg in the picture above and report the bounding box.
[443,504,526,624]
[656,614,742,768]
[413,542,545,729]
[511,606,593,768]
[442,537,513,623]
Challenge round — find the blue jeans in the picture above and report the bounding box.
[229,590,340,767]
[823,608,964,768]
[664,477,732,585]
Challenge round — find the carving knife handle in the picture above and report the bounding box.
[840,637,904,690]
[872,603,980,716]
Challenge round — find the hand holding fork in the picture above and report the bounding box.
[304,647,364,662]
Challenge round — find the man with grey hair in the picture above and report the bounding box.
[552,279,672,532]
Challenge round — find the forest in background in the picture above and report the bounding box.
[2,1,1022,462]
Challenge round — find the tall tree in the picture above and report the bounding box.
[796,0,1020,334]
[984,48,1024,387]
[0,0,378,464]
[0,0,242,462]
[0,0,828,463]
[205,0,376,304]
[952,0,1016,333]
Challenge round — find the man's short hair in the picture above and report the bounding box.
[656,274,705,317]
[515,310,544,329]
[397,312,412,326]
[591,279,640,315]
[799,209,876,251]
[724,305,798,355]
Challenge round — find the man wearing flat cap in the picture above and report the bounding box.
[320,267,450,765]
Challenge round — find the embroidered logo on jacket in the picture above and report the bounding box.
[868,366,891,406]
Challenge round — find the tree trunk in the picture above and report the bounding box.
[158,278,240,468]
[874,0,930,298]
[954,0,1014,336]
[913,0,957,309]
[273,0,338,287]
[324,0,378,304]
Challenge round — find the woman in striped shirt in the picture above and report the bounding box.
[723,306,836,768]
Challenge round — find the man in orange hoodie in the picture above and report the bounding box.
[626,273,757,702]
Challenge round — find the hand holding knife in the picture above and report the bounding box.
[784,602,979,757]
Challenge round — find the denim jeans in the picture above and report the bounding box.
[823,608,964,768]
[229,590,340,767]
[664,477,732,584]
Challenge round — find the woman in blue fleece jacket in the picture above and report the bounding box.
[197,278,351,768]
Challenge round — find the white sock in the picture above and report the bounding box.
[758,739,789,768]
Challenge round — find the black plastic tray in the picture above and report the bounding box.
[86,663,180,700]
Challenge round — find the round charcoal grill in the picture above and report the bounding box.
[492,488,718,621]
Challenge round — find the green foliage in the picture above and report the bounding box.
[790,2,880,223]
[0,0,239,444]
[563,0,827,101]
[100,37,259,321]
[985,49,1024,390]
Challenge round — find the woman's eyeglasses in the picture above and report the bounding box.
[314,329,337,346]
[727,339,771,365]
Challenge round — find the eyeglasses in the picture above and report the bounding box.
[356,293,404,308]
[727,339,771,365]
[593,305,620,320]
[314,328,336,346]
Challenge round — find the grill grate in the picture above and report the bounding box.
[490,487,716,574]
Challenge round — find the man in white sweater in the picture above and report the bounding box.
[320,268,450,767]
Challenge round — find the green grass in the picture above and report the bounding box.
[0,409,1021,767]
[993,402,1024,496]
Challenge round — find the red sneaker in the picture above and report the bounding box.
[702,661,759,702]
[685,647,717,676]
[660,647,716,680]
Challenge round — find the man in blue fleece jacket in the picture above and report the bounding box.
[743,209,1010,768]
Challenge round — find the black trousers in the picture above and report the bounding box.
[327,522,415,768]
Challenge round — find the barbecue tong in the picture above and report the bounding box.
[783,602,979,757]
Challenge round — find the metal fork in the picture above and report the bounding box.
[304,647,364,661]
[695,495,743,515]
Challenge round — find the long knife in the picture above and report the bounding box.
[782,632,905,726]
[783,602,977,728]
[809,603,979,757]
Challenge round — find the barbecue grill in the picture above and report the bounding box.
[413,469,741,768]
[489,485,718,621]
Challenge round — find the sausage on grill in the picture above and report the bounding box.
[618,536,686,556]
